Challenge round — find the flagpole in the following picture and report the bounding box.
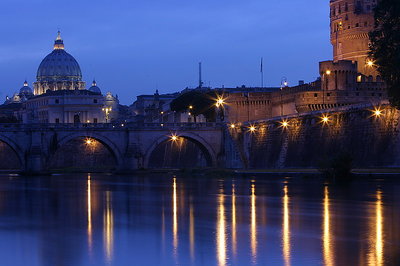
[260,57,264,88]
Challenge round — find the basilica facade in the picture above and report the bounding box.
[3,32,120,124]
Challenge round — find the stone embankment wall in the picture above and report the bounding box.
[228,106,400,169]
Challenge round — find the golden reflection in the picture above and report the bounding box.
[217,188,227,266]
[250,183,257,263]
[323,186,334,266]
[368,190,384,266]
[282,185,291,266]
[172,178,178,255]
[189,203,195,261]
[231,184,237,257]
[103,191,113,263]
[87,174,92,252]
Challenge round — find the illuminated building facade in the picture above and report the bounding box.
[5,32,122,123]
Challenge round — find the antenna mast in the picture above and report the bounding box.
[199,62,203,88]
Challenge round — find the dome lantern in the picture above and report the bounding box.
[54,31,64,50]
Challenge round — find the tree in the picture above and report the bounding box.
[369,0,400,108]
[170,90,219,122]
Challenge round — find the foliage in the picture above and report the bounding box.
[170,90,220,121]
[369,0,400,108]
[318,152,353,179]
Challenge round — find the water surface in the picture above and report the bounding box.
[0,173,398,265]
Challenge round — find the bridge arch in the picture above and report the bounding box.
[144,132,217,168]
[49,132,123,170]
[0,134,24,170]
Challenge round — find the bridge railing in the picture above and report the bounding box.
[0,122,222,130]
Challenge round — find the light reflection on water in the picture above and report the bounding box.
[0,174,398,266]
[282,185,291,266]
[217,186,227,266]
[250,182,257,264]
[323,186,334,266]
[368,189,384,266]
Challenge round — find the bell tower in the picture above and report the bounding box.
[330,0,377,76]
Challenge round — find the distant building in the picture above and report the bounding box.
[2,32,124,123]
[21,90,104,124]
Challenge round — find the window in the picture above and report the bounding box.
[55,99,59,104]
[314,93,318,97]
[94,118,98,123]
[327,93,331,97]
[94,99,98,103]
[55,118,60,124]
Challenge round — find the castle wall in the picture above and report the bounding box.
[229,105,400,169]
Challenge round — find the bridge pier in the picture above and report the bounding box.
[25,132,46,174]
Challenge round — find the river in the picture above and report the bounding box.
[0,173,398,265]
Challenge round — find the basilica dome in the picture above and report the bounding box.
[36,31,82,82]
[89,80,102,94]
[19,80,33,96]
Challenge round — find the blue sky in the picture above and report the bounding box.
[0,0,331,105]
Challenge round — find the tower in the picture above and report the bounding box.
[330,0,378,77]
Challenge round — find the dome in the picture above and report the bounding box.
[89,80,101,94]
[36,31,82,82]
[19,80,33,96]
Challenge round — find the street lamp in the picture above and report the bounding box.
[280,77,288,116]
[102,107,112,123]
[215,95,226,121]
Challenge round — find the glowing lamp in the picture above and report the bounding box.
[367,60,374,67]
[321,115,330,124]
[216,96,225,108]
[230,124,236,129]
[325,70,331,75]
[249,126,256,132]
[373,109,382,117]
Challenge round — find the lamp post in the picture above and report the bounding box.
[215,96,225,122]
[280,77,288,116]
[102,107,112,123]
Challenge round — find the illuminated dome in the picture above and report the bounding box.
[36,31,82,82]
[89,80,101,94]
[19,80,33,96]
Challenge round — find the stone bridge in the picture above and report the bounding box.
[0,122,226,173]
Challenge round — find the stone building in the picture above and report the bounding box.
[1,32,125,124]
[21,90,105,124]
[330,0,378,77]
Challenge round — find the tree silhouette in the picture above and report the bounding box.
[170,90,219,122]
[369,0,400,108]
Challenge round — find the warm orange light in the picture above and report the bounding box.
[321,115,330,124]
[280,120,289,128]
[371,107,383,118]
[249,125,256,132]
[189,105,193,109]
[216,96,226,108]
[170,134,179,141]
[85,138,94,145]
[230,123,236,129]
[326,70,331,75]
[367,60,374,67]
